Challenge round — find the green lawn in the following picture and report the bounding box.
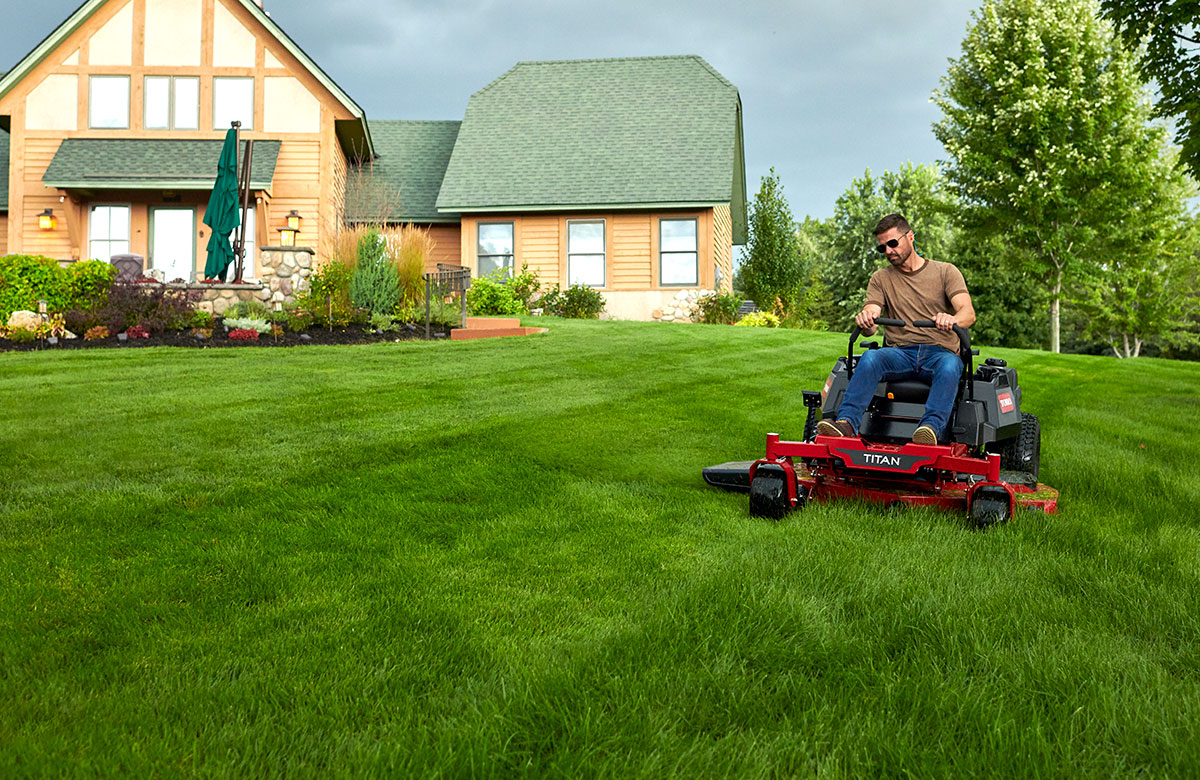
[2,319,1199,778]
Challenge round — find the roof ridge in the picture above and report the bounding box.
[471,54,734,97]
[366,119,462,125]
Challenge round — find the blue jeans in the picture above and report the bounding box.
[835,345,963,436]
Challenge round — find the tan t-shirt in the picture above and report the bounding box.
[864,257,969,352]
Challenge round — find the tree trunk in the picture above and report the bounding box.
[1050,267,1062,353]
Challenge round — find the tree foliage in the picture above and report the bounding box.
[933,0,1167,352]
[1100,0,1200,181]
[738,168,802,309]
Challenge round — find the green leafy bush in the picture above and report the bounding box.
[369,312,402,332]
[189,310,214,329]
[540,284,606,319]
[350,229,400,315]
[734,311,781,328]
[467,270,526,316]
[510,265,541,311]
[282,307,315,332]
[0,255,117,319]
[298,260,355,327]
[697,292,742,325]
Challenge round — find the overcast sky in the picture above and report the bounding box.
[3,0,981,221]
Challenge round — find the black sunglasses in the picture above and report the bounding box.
[873,236,906,254]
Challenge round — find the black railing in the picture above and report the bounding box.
[423,263,471,338]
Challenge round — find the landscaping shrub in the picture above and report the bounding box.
[298,260,355,327]
[0,254,67,317]
[87,282,199,334]
[0,255,116,318]
[350,229,400,315]
[734,311,781,328]
[228,328,259,341]
[511,265,541,311]
[222,299,272,320]
[467,270,526,316]
[282,306,315,332]
[540,283,606,319]
[697,292,742,324]
[84,325,109,340]
[222,316,272,334]
[125,325,150,339]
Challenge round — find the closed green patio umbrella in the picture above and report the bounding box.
[203,128,241,281]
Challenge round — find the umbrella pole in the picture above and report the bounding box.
[233,124,254,283]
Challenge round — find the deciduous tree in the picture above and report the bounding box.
[1100,0,1200,180]
[932,0,1159,352]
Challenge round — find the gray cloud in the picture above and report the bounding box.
[3,0,981,220]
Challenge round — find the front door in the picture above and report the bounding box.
[150,208,195,282]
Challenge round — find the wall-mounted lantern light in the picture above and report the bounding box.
[278,210,302,246]
[38,209,57,231]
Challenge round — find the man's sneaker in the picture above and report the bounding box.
[912,425,939,445]
[817,419,855,437]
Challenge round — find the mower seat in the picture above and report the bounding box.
[878,378,931,403]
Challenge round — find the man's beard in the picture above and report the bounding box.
[887,245,912,267]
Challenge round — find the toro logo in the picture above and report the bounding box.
[998,392,1014,413]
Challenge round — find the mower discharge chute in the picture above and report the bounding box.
[703,319,1058,528]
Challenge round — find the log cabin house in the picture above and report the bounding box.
[1,0,746,320]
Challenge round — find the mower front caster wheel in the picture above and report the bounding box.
[969,487,1012,529]
[749,464,804,520]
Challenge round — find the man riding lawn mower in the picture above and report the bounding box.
[702,214,1057,528]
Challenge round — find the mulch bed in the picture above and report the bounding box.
[0,324,452,352]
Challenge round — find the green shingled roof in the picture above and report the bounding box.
[435,55,746,242]
[0,128,9,210]
[345,121,460,223]
[42,138,281,191]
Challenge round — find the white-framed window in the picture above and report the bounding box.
[89,76,130,129]
[213,77,254,130]
[567,220,605,287]
[89,204,131,261]
[232,206,256,280]
[660,218,699,286]
[477,222,514,277]
[145,76,199,130]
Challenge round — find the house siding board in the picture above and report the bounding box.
[714,203,732,292]
[426,223,461,271]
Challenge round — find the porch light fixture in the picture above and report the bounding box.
[278,210,302,246]
[38,208,57,230]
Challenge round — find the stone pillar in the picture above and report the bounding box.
[258,246,314,304]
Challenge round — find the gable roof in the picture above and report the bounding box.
[345,121,461,224]
[435,55,746,242]
[0,0,373,157]
[43,138,281,191]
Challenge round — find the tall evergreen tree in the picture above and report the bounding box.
[738,168,802,310]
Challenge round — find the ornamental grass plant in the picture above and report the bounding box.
[2,320,1199,777]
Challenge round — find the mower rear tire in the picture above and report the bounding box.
[749,465,796,520]
[1000,412,1041,481]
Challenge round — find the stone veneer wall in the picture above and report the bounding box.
[191,247,315,315]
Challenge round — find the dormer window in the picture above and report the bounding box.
[89,76,130,129]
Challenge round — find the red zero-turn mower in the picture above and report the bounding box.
[703,319,1058,528]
